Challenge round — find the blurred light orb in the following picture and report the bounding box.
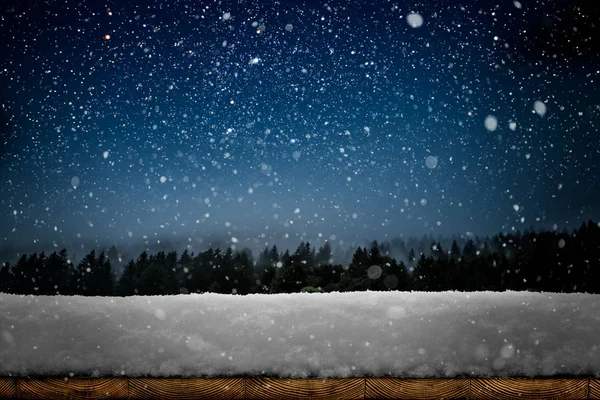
[484,115,498,131]
[425,155,438,169]
[406,13,423,28]
[534,100,547,117]
[367,265,382,279]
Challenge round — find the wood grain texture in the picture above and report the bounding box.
[0,377,596,399]
[365,377,468,400]
[128,378,244,400]
[469,378,588,400]
[245,377,365,400]
[0,378,15,399]
[588,378,600,400]
[16,377,128,399]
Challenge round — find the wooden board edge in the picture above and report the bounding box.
[0,377,16,399]
[589,378,600,400]
[245,377,365,400]
[365,377,469,400]
[128,377,245,400]
[469,377,589,400]
[0,376,595,399]
[15,377,129,400]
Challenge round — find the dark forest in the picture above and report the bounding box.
[2,220,599,296]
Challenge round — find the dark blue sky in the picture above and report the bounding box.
[1,0,599,256]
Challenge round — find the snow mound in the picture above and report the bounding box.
[1,291,599,378]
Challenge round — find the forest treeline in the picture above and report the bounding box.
[1,220,599,296]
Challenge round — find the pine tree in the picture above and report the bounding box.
[462,240,477,261]
[117,259,137,296]
[294,241,316,271]
[269,245,280,264]
[71,250,114,296]
[451,240,462,260]
[270,250,305,293]
[138,252,171,295]
[382,260,411,291]
[71,250,96,295]
[255,247,272,291]
[179,249,193,266]
[348,247,369,279]
[96,252,115,296]
[231,249,255,294]
[368,243,384,266]
[407,248,416,268]
[187,248,214,293]
[10,254,29,294]
[176,249,193,294]
[211,248,234,294]
[0,262,14,293]
[316,241,332,265]
[261,245,279,290]
[106,245,123,278]
[412,254,439,291]
[43,249,70,295]
[117,251,149,295]
[165,251,179,294]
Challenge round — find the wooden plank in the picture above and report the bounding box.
[0,378,16,399]
[469,378,588,400]
[0,376,596,399]
[365,377,468,400]
[128,377,244,400]
[589,379,600,400]
[16,377,128,399]
[245,377,364,400]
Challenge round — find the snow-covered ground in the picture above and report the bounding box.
[1,291,599,378]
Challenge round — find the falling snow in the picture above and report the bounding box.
[0,0,597,256]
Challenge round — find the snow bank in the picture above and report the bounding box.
[1,291,599,378]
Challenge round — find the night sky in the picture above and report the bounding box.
[1,0,599,257]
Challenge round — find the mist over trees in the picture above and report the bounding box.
[1,220,600,296]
